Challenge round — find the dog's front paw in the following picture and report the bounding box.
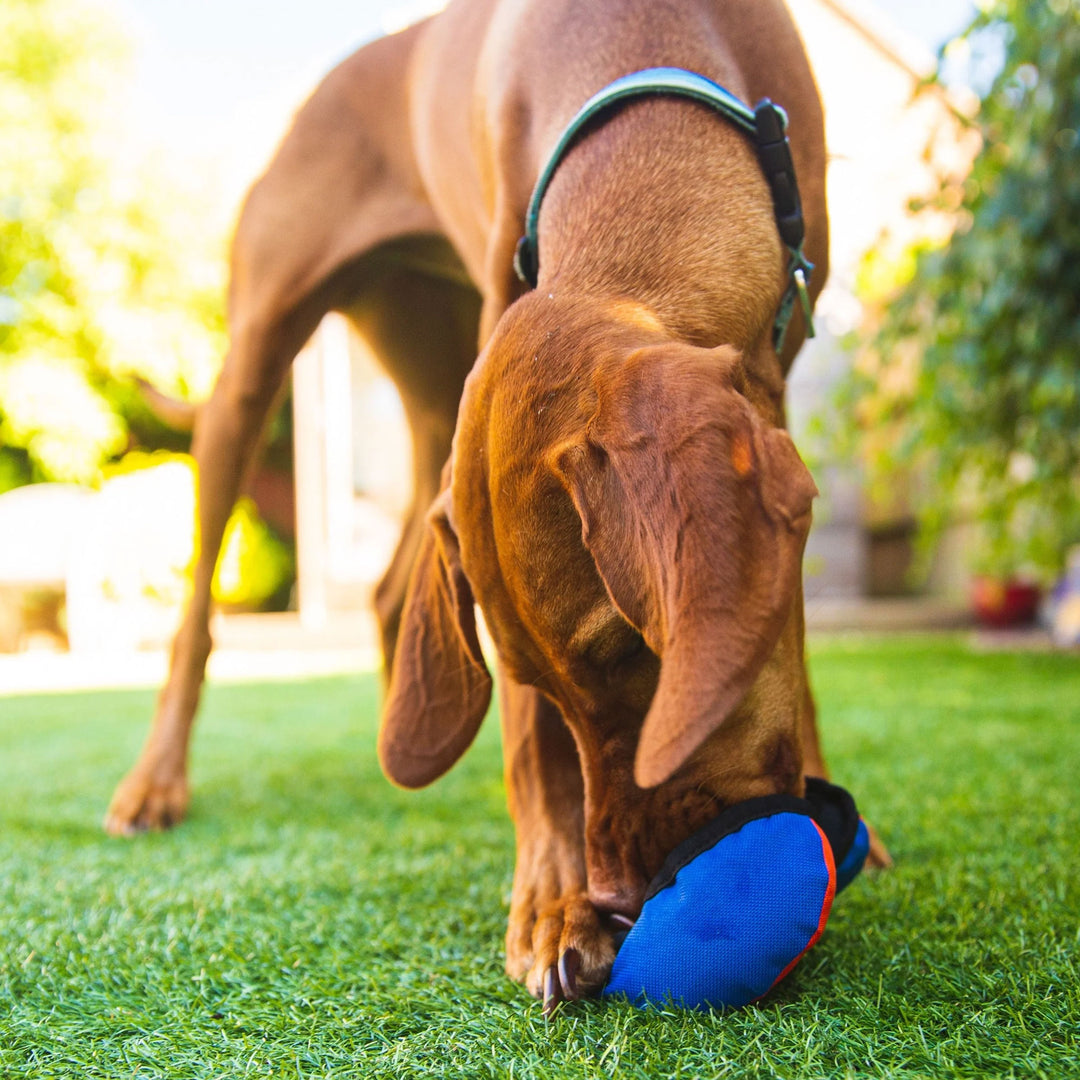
[507,890,618,1014]
[103,765,188,835]
[865,821,894,869]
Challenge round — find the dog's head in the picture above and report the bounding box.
[378,293,817,915]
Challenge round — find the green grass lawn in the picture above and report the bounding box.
[1,636,1078,1079]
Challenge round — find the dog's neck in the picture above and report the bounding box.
[483,289,787,437]
[530,95,785,355]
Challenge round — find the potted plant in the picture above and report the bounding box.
[832,0,1080,617]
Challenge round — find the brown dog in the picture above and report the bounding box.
[106,0,880,1009]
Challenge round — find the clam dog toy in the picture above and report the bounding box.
[603,778,870,1011]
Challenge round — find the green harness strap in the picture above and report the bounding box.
[513,67,816,351]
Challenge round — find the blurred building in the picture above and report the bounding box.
[292,313,412,627]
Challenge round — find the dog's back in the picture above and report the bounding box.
[408,0,827,368]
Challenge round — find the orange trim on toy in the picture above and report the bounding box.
[754,819,837,1001]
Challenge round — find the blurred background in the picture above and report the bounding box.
[1,0,1077,694]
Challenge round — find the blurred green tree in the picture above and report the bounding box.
[846,0,1080,582]
[0,0,228,492]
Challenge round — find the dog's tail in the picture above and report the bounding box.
[135,377,197,432]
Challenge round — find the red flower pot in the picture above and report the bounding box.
[970,577,1042,628]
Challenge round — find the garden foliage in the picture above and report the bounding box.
[849,0,1080,580]
[0,0,227,492]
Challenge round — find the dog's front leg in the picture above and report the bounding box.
[500,677,617,1012]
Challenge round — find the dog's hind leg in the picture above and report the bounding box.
[343,239,482,677]
[796,587,893,868]
[104,24,444,834]
[103,309,303,834]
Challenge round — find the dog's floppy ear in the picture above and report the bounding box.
[551,344,817,788]
[378,487,492,788]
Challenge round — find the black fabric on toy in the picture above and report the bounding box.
[602,778,869,1011]
[804,777,870,893]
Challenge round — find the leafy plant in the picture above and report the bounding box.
[843,0,1080,583]
[100,451,294,612]
[0,0,228,492]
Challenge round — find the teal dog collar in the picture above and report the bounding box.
[513,67,815,350]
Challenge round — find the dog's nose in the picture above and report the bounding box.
[589,886,644,922]
[590,890,640,950]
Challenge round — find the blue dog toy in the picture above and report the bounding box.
[602,778,869,1011]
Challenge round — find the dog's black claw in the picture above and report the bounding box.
[558,948,580,999]
[542,965,563,1017]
